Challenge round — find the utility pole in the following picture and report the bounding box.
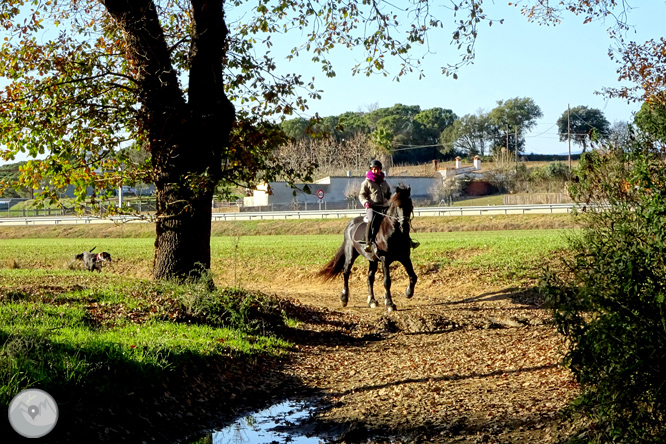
[515,126,518,172]
[568,104,572,174]
[118,167,123,208]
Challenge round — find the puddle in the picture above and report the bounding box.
[202,399,332,444]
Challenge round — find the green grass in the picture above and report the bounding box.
[0,229,571,281]
[212,230,570,283]
[0,268,291,407]
[0,229,570,408]
[452,194,505,206]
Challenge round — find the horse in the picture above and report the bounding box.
[318,184,418,312]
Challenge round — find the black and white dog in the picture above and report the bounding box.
[74,247,112,272]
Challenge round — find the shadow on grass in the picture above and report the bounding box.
[0,328,309,444]
[0,286,566,444]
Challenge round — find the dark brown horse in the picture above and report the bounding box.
[318,184,418,312]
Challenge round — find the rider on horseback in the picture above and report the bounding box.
[359,159,391,253]
[359,160,420,254]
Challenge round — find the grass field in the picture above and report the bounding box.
[0,228,571,282]
[0,224,573,440]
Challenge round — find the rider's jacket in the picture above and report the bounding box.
[359,178,391,208]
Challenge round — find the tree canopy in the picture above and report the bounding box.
[488,97,543,154]
[279,103,458,163]
[440,112,492,156]
[634,94,666,146]
[557,106,611,152]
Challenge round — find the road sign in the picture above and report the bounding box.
[316,189,325,199]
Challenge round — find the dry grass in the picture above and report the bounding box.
[4,258,20,269]
[0,214,578,240]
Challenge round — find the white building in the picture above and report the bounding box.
[244,175,443,209]
[243,157,485,209]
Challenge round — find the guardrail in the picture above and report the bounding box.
[211,204,576,221]
[0,204,578,226]
[0,215,145,226]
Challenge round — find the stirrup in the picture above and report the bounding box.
[364,243,373,253]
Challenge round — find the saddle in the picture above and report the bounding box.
[351,220,367,243]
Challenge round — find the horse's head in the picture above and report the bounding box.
[386,184,413,234]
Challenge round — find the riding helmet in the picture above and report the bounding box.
[369,159,383,169]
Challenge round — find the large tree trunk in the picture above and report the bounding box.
[151,116,223,280]
[102,0,234,281]
[153,158,216,281]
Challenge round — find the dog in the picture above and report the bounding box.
[74,247,112,272]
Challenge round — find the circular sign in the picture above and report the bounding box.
[316,189,324,199]
[8,389,59,438]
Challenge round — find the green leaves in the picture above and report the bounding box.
[0,0,505,213]
[543,134,666,441]
[0,1,143,211]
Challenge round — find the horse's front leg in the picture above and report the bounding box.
[367,260,379,308]
[401,258,418,299]
[382,259,396,312]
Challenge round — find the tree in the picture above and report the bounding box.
[280,118,311,141]
[0,1,490,281]
[412,107,457,146]
[0,162,31,198]
[337,112,369,140]
[557,106,611,153]
[606,120,631,150]
[634,94,666,145]
[364,104,422,132]
[488,97,543,154]
[440,111,493,156]
[542,139,666,442]
[518,3,666,439]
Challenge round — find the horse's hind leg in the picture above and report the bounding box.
[381,259,396,312]
[367,260,379,308]
[340,248,358,308]
[401,259,418,299]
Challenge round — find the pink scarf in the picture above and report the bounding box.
[366,170,384,183]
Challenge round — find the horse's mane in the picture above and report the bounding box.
[376,185,413,246]
[387,184,413,217]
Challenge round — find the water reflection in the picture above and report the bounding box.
[205,399,325,444]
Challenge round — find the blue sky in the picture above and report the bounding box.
[263,2,665,155]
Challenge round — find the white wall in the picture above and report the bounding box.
[244,176,441,207]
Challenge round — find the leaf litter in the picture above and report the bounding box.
[251,268,583,443]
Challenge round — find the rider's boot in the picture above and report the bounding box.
[364,217,373,253]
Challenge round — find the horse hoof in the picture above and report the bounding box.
[405,288,414,299]
[387,304,396,313]
[340,300,348,307]
[369,301,377,309]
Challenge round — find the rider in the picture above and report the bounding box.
[359,159,391,253]
[359,159,420,254]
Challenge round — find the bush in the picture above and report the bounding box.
[541,139,666,442]
[168,270,287,334]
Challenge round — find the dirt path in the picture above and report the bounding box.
[252,270,581,443]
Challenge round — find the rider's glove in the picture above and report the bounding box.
[364,202,370,208]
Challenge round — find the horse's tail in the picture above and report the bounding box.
[318,244,346,281]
